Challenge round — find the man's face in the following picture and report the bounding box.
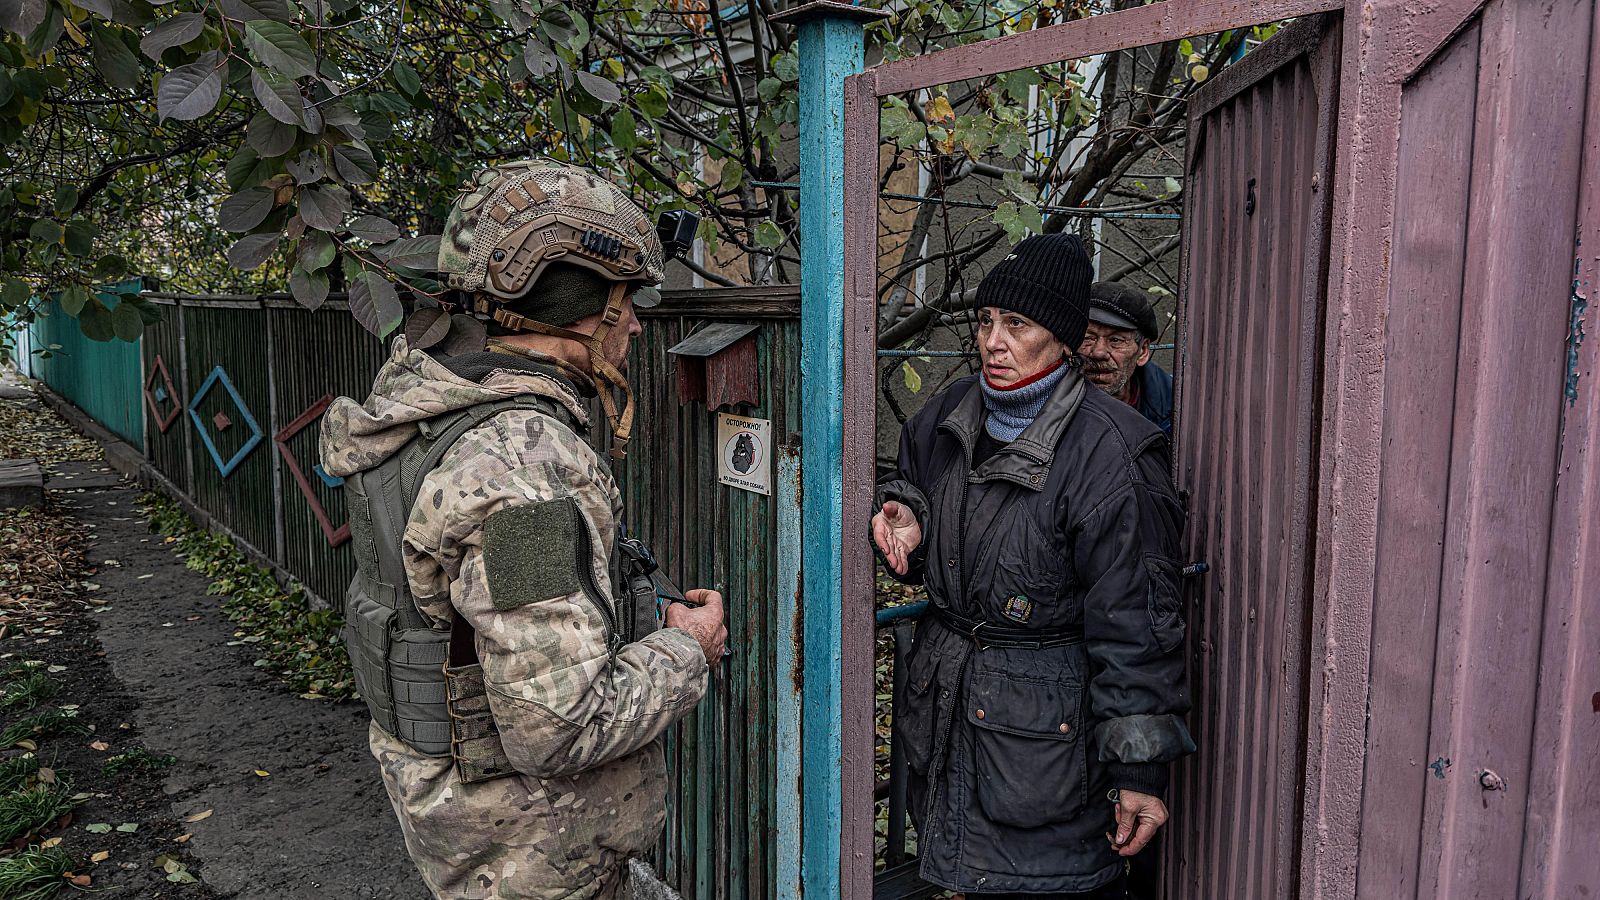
[1078,320,1151,400]
[977,307,1068,387]
[571,295,643,373]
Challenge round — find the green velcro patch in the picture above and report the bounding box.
[484,498,585,610]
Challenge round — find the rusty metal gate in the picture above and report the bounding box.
[1168,14,1341,900]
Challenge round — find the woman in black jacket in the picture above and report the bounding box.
[873,234,1194,898]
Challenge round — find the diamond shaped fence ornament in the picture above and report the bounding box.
[187,366,263,478]
[274,395,349,547]
[212,411,233,432]
[143,355,181,433]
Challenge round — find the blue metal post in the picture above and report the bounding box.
[768,3,888,897]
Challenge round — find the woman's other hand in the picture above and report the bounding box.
[872,500,923,575]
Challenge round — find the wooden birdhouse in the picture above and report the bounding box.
[667,322,761,410]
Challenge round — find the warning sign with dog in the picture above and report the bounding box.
[717,413,771,496]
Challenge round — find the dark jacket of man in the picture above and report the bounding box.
[1135,361,1174,436]
[876,368,1193,895]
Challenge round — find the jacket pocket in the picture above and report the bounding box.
[893,640,942,778]
[1144,555,1185,653]
[966,672,1086,829]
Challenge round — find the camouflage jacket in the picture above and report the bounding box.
[320,339,709,899]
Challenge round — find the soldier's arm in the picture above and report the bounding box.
[433,457,710,779]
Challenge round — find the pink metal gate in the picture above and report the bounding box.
[1169,15,1342,900]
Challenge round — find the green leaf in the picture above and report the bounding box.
[636,84,668,120]
[539,6,586,51]
[91,23,142,91]
[1163,176,1181,196]
[295,230,335,270]
[297,185,349,231]
[288,264,329,309]
[347,215,399,244]
[522,38,556,79]
[225,147,262,190]
[901,359,922,394]
[375,234,440,270]
[60,285,91,316]
[244,21,316,79]
[115,822,139,833]
[718,159,744,194]
[753,221,784,248]
[218,0,294,23]
[157,51,222,122]
[54,184,80,215]
[226,232,280,270]
[610,108,638,153]
[330,143,378,184]
[219,188,275,232]
[64,220,98,256]
[390,59,420,98]
[139,12,202,60]
[1,278,29,309]
[25,2,64,56]
[82,299,116,339]
[84,823,112,835]
[574,69,619,104]
[1,0,47,38]
[28,218,63,244]
[247,109,297,157]
[772,52,798,83]
[285,149,325,184]
[349,271,403,337]
[756,77,783,102]
[111,299,145,341]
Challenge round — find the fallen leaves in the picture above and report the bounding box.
[184,809,212,823]
[91,850,110,862]
[84,823,111,834]
[88,740,109,752]
[253,769,270,778]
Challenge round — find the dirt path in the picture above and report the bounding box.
[1,376,426,899]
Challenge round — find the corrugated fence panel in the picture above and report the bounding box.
[1169,16,1339,900]
[619,294,800,900]
[29,283,145,448]
[270,306,387,607]
[181,304,276,557]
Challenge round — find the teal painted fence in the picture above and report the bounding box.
[27,281,146,448]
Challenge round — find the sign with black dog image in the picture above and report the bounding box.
[716,413,771,496]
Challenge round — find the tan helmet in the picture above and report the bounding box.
[437,159,663,459]
[438,158,665,297]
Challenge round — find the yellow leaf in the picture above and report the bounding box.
[89,740,109,751]
[254,769,270,777]
[185,809,213,822]
[173,833,192,843]
[69,874,93,887]
[924,95,954,123]
[41,837,63,848]
[15,739,37,751]
[91,851,110,863]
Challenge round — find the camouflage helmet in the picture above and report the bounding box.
[438,159,665,300]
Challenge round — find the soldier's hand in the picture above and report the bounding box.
[665,589,728,664]
[1108,789,1168,857]
[872,501,924,575]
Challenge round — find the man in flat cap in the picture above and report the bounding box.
[1080,282,1172,435]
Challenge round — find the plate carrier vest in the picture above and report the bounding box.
[339,396,661,783]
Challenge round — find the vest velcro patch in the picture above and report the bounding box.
[484,498,585,610]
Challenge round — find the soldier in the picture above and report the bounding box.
[319,159,727,899]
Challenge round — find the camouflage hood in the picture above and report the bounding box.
[318,337,590,479]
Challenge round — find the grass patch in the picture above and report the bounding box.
[0,708,88,748]
[0,844,85,900]
[142,493,356,702]
[0,672,58,711]
[0,782,80,845]
[0,755,42,793]
[101,746,176,776]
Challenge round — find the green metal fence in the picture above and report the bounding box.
[28,280,146,448]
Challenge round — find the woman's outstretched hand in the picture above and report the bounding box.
[872,500,923,575]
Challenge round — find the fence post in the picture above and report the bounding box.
[767,2,889,897]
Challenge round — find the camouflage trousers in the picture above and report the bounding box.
[369,722,666,900]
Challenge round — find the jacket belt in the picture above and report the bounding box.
[932,606,1083,650]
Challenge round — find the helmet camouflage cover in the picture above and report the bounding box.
[438,159,666,300]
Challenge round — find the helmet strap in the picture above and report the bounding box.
[491,280,637,460]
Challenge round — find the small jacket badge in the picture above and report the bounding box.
[1002,594,1033,623]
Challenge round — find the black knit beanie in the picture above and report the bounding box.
[975,233,1093,346]
[490,262,612,334]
